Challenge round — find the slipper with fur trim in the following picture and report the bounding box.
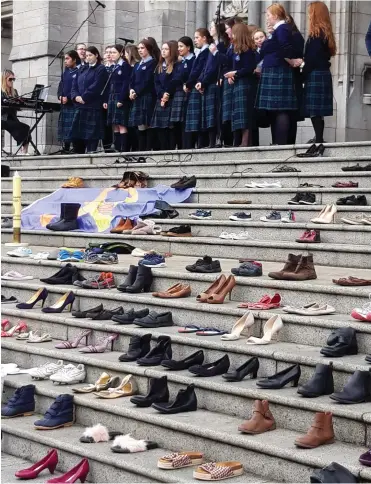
[111,434,158,453]
[80,423,123,443]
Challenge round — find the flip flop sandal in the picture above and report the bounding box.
[196,328,227,336]
[80,424,123,443]
[193,461,244,481]
[111,434,158,453]
[178,325,201,333]
[158,452,204,469]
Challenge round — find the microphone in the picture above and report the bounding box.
[118,37,134,44]
[95,1,106,8]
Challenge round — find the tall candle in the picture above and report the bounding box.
[12,170,21,243]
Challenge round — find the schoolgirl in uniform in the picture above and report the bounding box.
[57,50,79,153]
[225,23,257,147]
[255,3,297,145]
[210,20,230,55]
[103,44,132,153]
[129,39,156,152]
[70,46,108,153]
[151,41,179,150]
[125,45,140,66]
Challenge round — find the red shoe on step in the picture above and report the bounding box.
[46,458,89,483]
[15,448,58,479]
[1,320,28,337]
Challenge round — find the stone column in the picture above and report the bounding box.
[103,0,139,46]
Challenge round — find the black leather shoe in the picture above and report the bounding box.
[161,350,204,371]
[136,336,172,366]
[119,334,152,362]
[330,369,371,404]
[117,265,138,292]
[297,143,317,158]
[171,175,197,189]
[188,355,230,377]
[257,364,301,389]
[320,327,358,357]
[112,308,149,324]
[152,384,197,414]
[89,306,124,320]
[40,264,80,285]
[130,376,169,407]
[185,256,221,273]
[72,303,103,318]
[133,311,173,328]
[222,357,259,382]
[297,363,334,398]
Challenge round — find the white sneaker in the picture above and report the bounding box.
[50,364,86,384]
[233,231,251,240]
[31,252,50,260]
[131,248,148,257]
[6,247,33,258]
[219,231,236,239]
[29,360,64,380]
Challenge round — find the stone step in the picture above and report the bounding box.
[3,375,370,483]
[2,231,370,268]
[2,339,370,448]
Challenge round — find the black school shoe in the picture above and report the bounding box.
[152,384,197,414]
[130,376,169,407]
[171,176,197,189]
[165,225,192,237]
[90,306,124,320]
[133,311,174,328]
[161,350,204,371]
[336,195,367,206]
[330,370,371,404]
[342,163,371,172]
[186,256,221,273]
[112,308,150,324]
[188,355,230,377]
[119,334,152,362]
[72,303,103,319]
[320,327,358,357]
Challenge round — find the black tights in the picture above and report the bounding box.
[271,111,290,145]
[311,116,325,143]
[86,140,99,153]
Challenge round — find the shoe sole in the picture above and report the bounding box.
[294,439,334,448]
[189,215,212,219]
[34,421,74,430]
[140,263,166,268]
[1,411,34,418]
[158,459,204,469]
[50,379,85,384]
[166,233,192,237]
[238,424,276,434]
[299,201,317,205]
[229,218,251,221]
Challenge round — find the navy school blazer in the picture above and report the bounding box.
[185,48,210,89]
[232,49,257,79]
[108,61,133,103]
[260,23,295,68]
[58,67,79,104]
[130,58,156,97]
[71,63,109,108]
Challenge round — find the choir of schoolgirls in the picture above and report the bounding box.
[57,1,336,154]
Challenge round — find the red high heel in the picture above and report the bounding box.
[15,448,58,479]
[1,320,28,337]
[1,319,10,331]
[46,458,89,483]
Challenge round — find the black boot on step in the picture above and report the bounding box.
[118,334,152,362]
[126,265,153,293]
[297,362,334,398]
[46,203,81,231]
[330,369,371,404]
[130,375,169,407]
[117,265,138,292]
[136,336,172,366]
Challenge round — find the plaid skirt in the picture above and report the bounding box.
[222,80,234,123]
[256,66,297,111]
[151,98,173,128]
[231,77,257,132]
[107,93,130,126]
[129,92,156,127]
[201,83,218,130]
[58,105,76,142]
[69,107,105,141]
[185,88,202,132]
[302,70,333,117]
[170,90,186,123]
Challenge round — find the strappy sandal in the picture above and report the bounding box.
[178,325,201,333]
[80,424,123,443]
[193,461,244,481]
[158,452,204,469]
[55,329,91,349]
[27,331,52,343]
[111,434,158,453]
[195,328,227,336]
[94,374,137,398]
[72,373,120,394]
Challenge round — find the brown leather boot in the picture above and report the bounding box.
[110,217,127,233]
[238,400,276,434]
[268,253,301,280]
[295,412,334,448]
[283,254,317,281]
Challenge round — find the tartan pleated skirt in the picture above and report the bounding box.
[256,66,298,111]
[302,70,333,117]
[185,88,202,132]
[129,92,156,127]
[201,83,218,130]
[107,93,130,126]
[170,90,186,123]
[58,105,76,142]
[222,80,234,123]
[231,77,257,132]
[151,98,173,128]
[69,107,105,141]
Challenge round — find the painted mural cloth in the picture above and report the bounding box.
[21,186,192,233]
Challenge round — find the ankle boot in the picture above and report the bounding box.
[283,254,317,281]
[1,384,35,417]
[330,369,371,404]
[40,263,79,285]
[117,265,138,292]
[238,400,276,434]
[34,394,74,429]
[268,253,301,280]
[46,203,81,231]
[320,327,358,357]
[130,376,169,407]
[118,334,152,362]
[152,383,197,414]
[295,412,334,448]
[298,363,334,398]
[136,336,172,366]
[126,265,153,293]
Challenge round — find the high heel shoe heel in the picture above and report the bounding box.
[206,275,236,304]
[246,315,283,345]
[16,287,49,309]
[222,356,259,382]
[79,333,119,353]
[1,319,10,331]
[46,458,89,484]
[2,320,28,337]
[221,312,255,341]
[15,449,58,479]
[55,329,92,349]
[42,291,75,314]
[196,275,226,302]
[257,364,301,389]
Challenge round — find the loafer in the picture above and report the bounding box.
[112,309,149,324]
[133,311,174,328]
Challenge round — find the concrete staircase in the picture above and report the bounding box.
[1,142,371,483]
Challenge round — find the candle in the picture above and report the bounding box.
[12,170,21,243]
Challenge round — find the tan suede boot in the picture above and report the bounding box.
[238,400,276,434]
[268,253,301,280]
[283,254,317,281]
[295,412,335,448]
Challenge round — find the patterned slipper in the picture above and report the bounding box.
[178,325,201,333]
[196,328,227,336]
[158,452,204,469]
[193,461,244,481]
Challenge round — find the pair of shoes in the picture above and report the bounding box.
[1,295,18,304]
[110,218,134,233]
[72,304,124,320]
[231,260,262,277]
[20,330,52,343]
[260,210,295,222]
[79,334,119,354]
[268,253,317,281]
[49,363,86,384]
[85,251,118,264]
[139,253,166,267]
[16,288,75,313]
[295,412,334,448]
[341,214,371,225]
[351,300,371,321]
[46,203,81,231]
[136,336,172,365]
[73,372,120,393]
[333,276,371,286]
[6,247,32,258]
[223,356,259,381]
[283,302,335,316]
[196,275,236,304]
[41,264,83,285]
[245,181,282,188]
[296,229,321,243]
[320,327,358,357]
[238,293,281,310]
[117,264,153,292]
[153,283,191,298]
[336,195,367,206]
[140,381,197,414]
[93,374,137,398]
[112,308,149,324]
[219,231,251,240]
[189,209,212,219]
[132,219,162,235]
[1,270,34,280]
[257,363,301,389]
[81,272,115,289]
[311,204,337,223]
[171,175,197,189]
[342,163,371,172]
[54,329,91,349]
[1,384,35,417]
[188,354,230,377]
[288,192,317,205]
[57,249,84,262]
[229,211,251,221]
[238,400,276,434]
[1,320,28,337]
[61,176,84,188]
[186,256,221,273]
[297,143,325,158]
[163,225,192,237]
[332,181,358,188]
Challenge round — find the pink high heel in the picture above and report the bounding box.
[1,319,10,331]
[55,329,92,349]
[79,334,119,353]
[1,321,28,337]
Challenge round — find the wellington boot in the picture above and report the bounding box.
[282,254,317,281]
[295,412,334,448]
[238,400,276,434]
[268,253,301,280]
[46,203,81,232]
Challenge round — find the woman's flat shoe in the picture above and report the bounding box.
[158,451,204,469]
[221,312,255,340]
[94,374,137,398]
[246,315,283,345]
[193,461,244,480]
[72,373,120,393]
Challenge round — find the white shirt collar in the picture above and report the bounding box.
[200,44,209,52]
[89,62,97,67]
[184,53,194,60]
[273,20,285,30]
[140,55,153,65]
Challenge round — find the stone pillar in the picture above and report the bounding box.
[103,0,139,46]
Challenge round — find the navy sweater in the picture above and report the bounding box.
[185,48,210,89]
[260,23,295,68]
[302,34,332,76]
[130,58,156,97]
[172,56,195,91]
[58,67,79,104]
[220,44,234,75]
[198,51,220,87]
[154,64,177,99]
[292,31,305,58]
[367,21,371,56]
[71,63,108,109]
[108,61,133,103]
[233,50,257,79]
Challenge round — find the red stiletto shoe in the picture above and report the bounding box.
[46,458,89,483]
[2,320,28,337]
[15,448,58,479]
[1,319,11,331]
